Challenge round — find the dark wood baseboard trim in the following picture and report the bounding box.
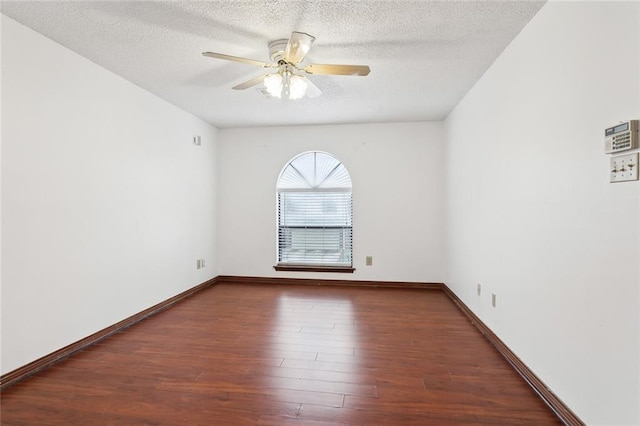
[0,277,219,391]
[441,286,584,426]
[216,275,443,290]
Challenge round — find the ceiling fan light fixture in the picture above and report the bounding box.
[263,71,307,100]
[264,73,283,98]
[288,75,308,100]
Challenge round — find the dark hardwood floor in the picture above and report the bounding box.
[1,283,561,425]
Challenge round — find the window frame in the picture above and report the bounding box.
[274,151,355,273]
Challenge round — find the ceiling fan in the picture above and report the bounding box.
[202,31,370,100]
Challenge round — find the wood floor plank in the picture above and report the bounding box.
[258,366,378,386]
[0,283,561,425]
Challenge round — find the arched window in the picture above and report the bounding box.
[275,151,353,272]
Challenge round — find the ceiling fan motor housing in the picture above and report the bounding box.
[268,39,289,63]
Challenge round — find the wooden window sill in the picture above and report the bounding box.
[274,264,355,273]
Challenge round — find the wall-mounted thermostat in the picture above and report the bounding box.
[605,120,638,153]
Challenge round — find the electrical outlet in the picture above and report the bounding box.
[193,135,201,146]
[366,256,373,266]
[477,283,481,296]
[196,259,201,269]
[491,293,497,308]
[610,152,639,183]
[201,259,205,268]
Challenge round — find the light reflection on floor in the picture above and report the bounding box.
[268,292,359,409]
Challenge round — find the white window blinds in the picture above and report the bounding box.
[276,152,353,267]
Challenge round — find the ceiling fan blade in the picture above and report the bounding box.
[232,74,267,90]
[202,51,270,68]
[304,64,370,76]
[284,31,315,64]
[303,76,322,98]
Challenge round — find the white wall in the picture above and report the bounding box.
[444,2,639,425]
[217,122,444,283]
[1,15,218,374]
[0,11,4,374]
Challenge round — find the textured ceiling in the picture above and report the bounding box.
[1,1,546,129]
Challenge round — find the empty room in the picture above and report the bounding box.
[1,1,638,425]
